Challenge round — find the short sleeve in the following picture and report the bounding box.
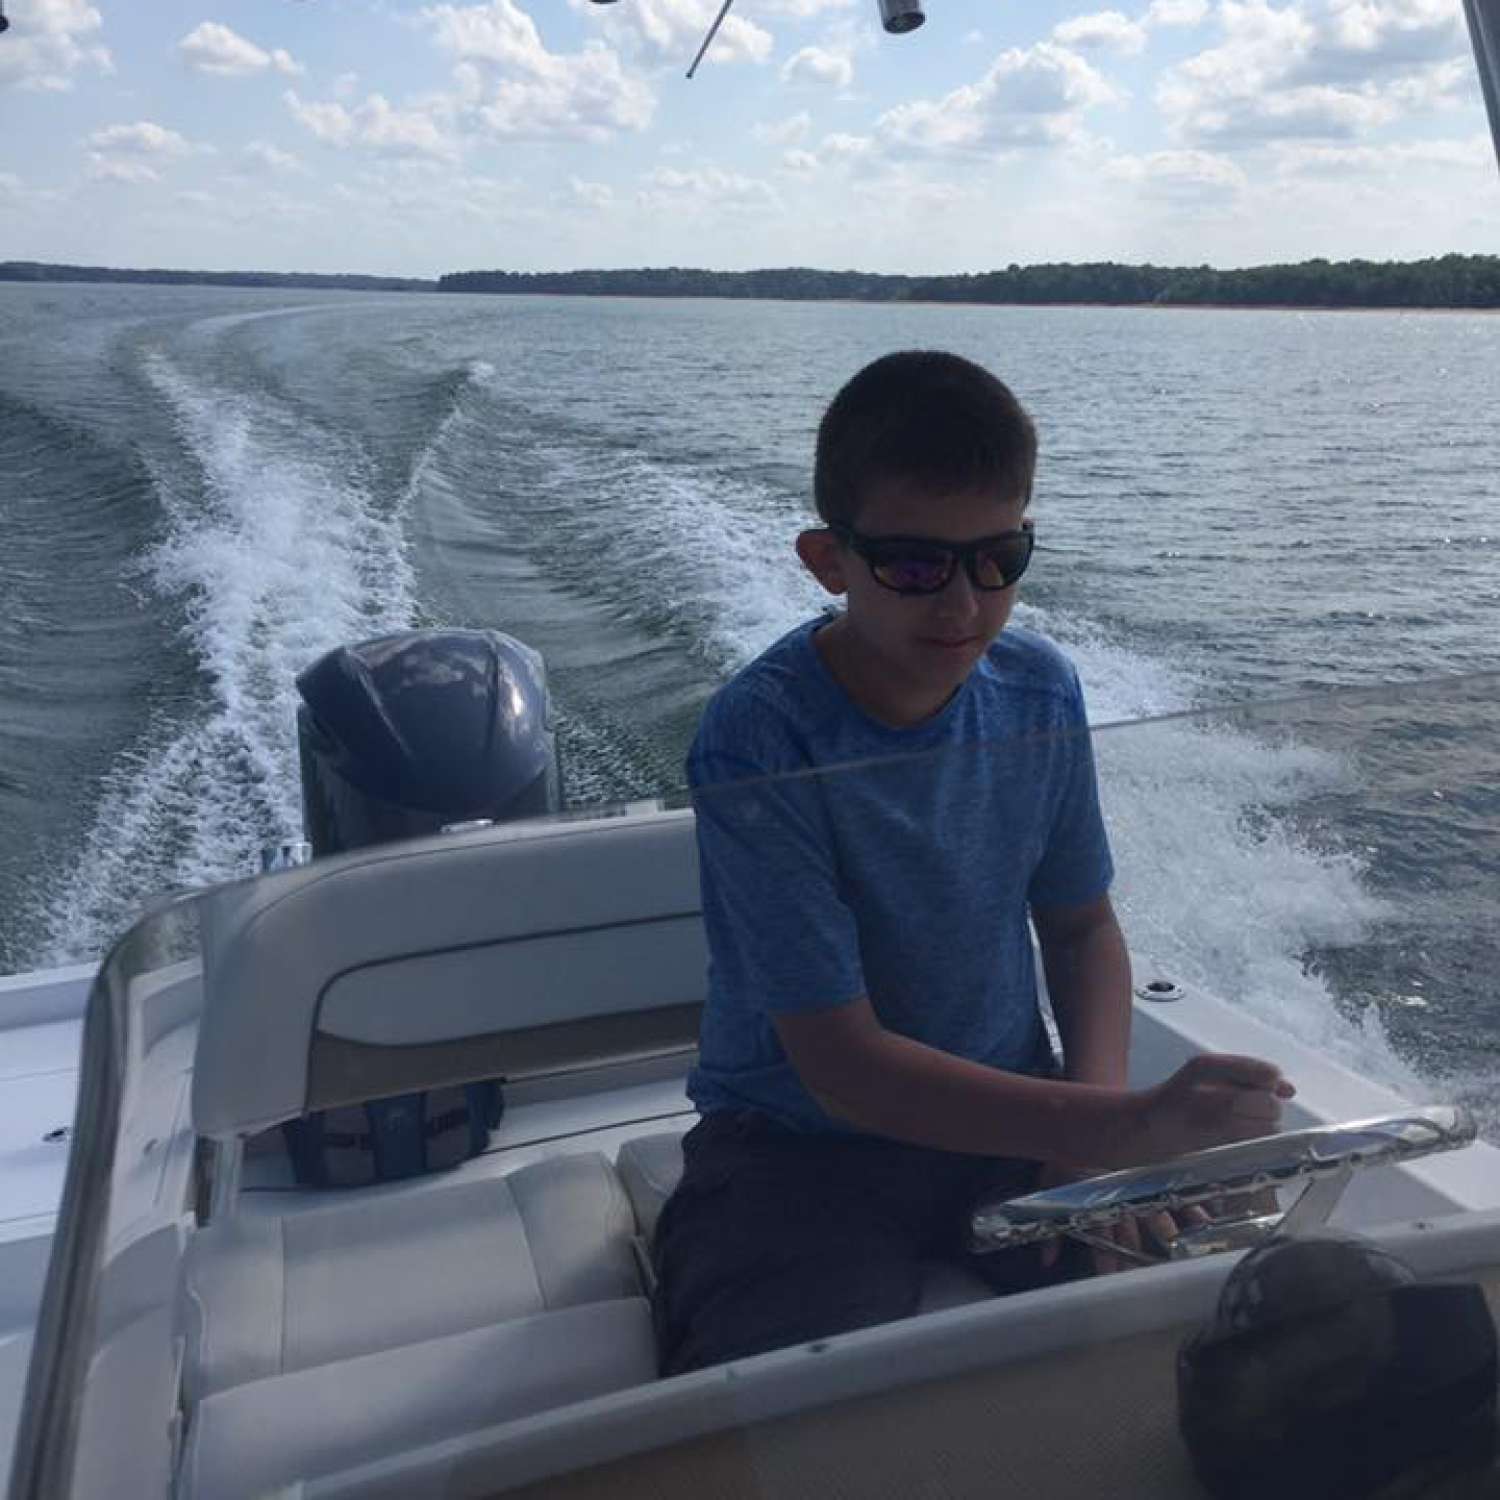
[1026,668,1115,909]
[689,688,866,1015]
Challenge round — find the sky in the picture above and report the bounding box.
[0,0,1496,277]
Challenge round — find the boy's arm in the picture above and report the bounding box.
[772,999,1292,1171]
[1031,893,1132,1088]
[1030,893,1151,1266]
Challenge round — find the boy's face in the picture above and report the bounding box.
[798,476,1029,703]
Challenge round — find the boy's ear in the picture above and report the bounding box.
[796,528,848,596]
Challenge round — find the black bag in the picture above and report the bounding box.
[1178,1233,1498,1500]
[282,1081,505,1189]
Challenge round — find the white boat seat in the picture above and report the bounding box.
[616,1131,691,1243]
[615,1130,997,1315]
[183,1150,638,1401]
[179,1297,656,1500]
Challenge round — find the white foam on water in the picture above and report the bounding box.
[403,358,497,523]
[28,351,418,965]
[1095,709,1422,1092]
[1020,600,1195,725]
[1017,597,1423,1093]
[529,443,829,674]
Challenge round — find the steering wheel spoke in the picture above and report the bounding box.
[971,1106,1476,1264]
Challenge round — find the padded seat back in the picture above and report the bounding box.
[193,810,705,1140]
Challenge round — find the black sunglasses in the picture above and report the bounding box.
[828,520,1035,596]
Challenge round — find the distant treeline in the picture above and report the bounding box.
[6,256,1498,308]
[0,261,435,292]
[440,255,1500,309]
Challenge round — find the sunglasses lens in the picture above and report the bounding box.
[870,550,953,594]
[973,536,1032,589]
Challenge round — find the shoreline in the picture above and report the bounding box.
[5,254,1499,313]
[2,276,1498,315]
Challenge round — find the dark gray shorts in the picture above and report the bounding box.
[651,1109,1079,1377]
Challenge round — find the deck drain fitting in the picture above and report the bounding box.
[1136,979,1185,1003]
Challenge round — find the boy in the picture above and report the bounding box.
[653,350,1292,1378]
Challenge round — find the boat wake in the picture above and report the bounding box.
[22,348,421,965]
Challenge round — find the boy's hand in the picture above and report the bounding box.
[1129,1053,1296,1164]
[1036,1053,1291,1274]
[1035,1161,1213,1275]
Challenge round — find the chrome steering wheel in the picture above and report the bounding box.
[970,1105,1476,1266]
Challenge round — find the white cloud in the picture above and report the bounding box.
[284,93,355,146]
[1052,11,1147,55]
[638,165,778,211]
[423,1,656,141]
[1146,0,1210,27]
[358,94,459,158]
[178,22,302,77]
[86,121,192,155]
[878,43,1118,154]
[1105,146,1249,195]
[570,176,614,207]
[0,171,25,195]
[0,0,112,91]
[780,45,854,89]
[284,91,459,159]
[780,128,876,175]
[569,0,773,68]
[1157,0,1472,146]
[758,0,853,15]
[754,110,812,144]
[1323,0,1466,70]
[241,141,304,174]
[87,157,161,184]
[847,167,971,219]
[1271,132,1494,174]
[327,166,520,230]
[1383,55,1476,109]
[821,131,874,161]
[84,120,194,185]
[424,0,552,69]
[476,54,655,140]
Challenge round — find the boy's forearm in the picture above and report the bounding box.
[1041,915,1133,1088]
[808,1027,1141,1169]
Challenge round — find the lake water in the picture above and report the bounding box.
[2,283,1497,1129]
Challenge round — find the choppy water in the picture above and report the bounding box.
[1,283,1497,1129]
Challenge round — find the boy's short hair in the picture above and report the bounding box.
[813,350,1037,528]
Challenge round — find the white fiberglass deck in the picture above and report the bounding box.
[0,966,90,1246]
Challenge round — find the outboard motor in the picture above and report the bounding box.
[281,627,562,1188]
[296,627,561,852]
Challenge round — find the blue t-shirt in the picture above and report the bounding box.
[686,616,1114,1134]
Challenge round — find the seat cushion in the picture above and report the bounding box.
[616,1130,996,1314]
[180,1297,657,1500]
[616,1132,688,1243]
[184,1151,638,1400]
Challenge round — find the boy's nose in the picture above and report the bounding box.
[932,563,982,618]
